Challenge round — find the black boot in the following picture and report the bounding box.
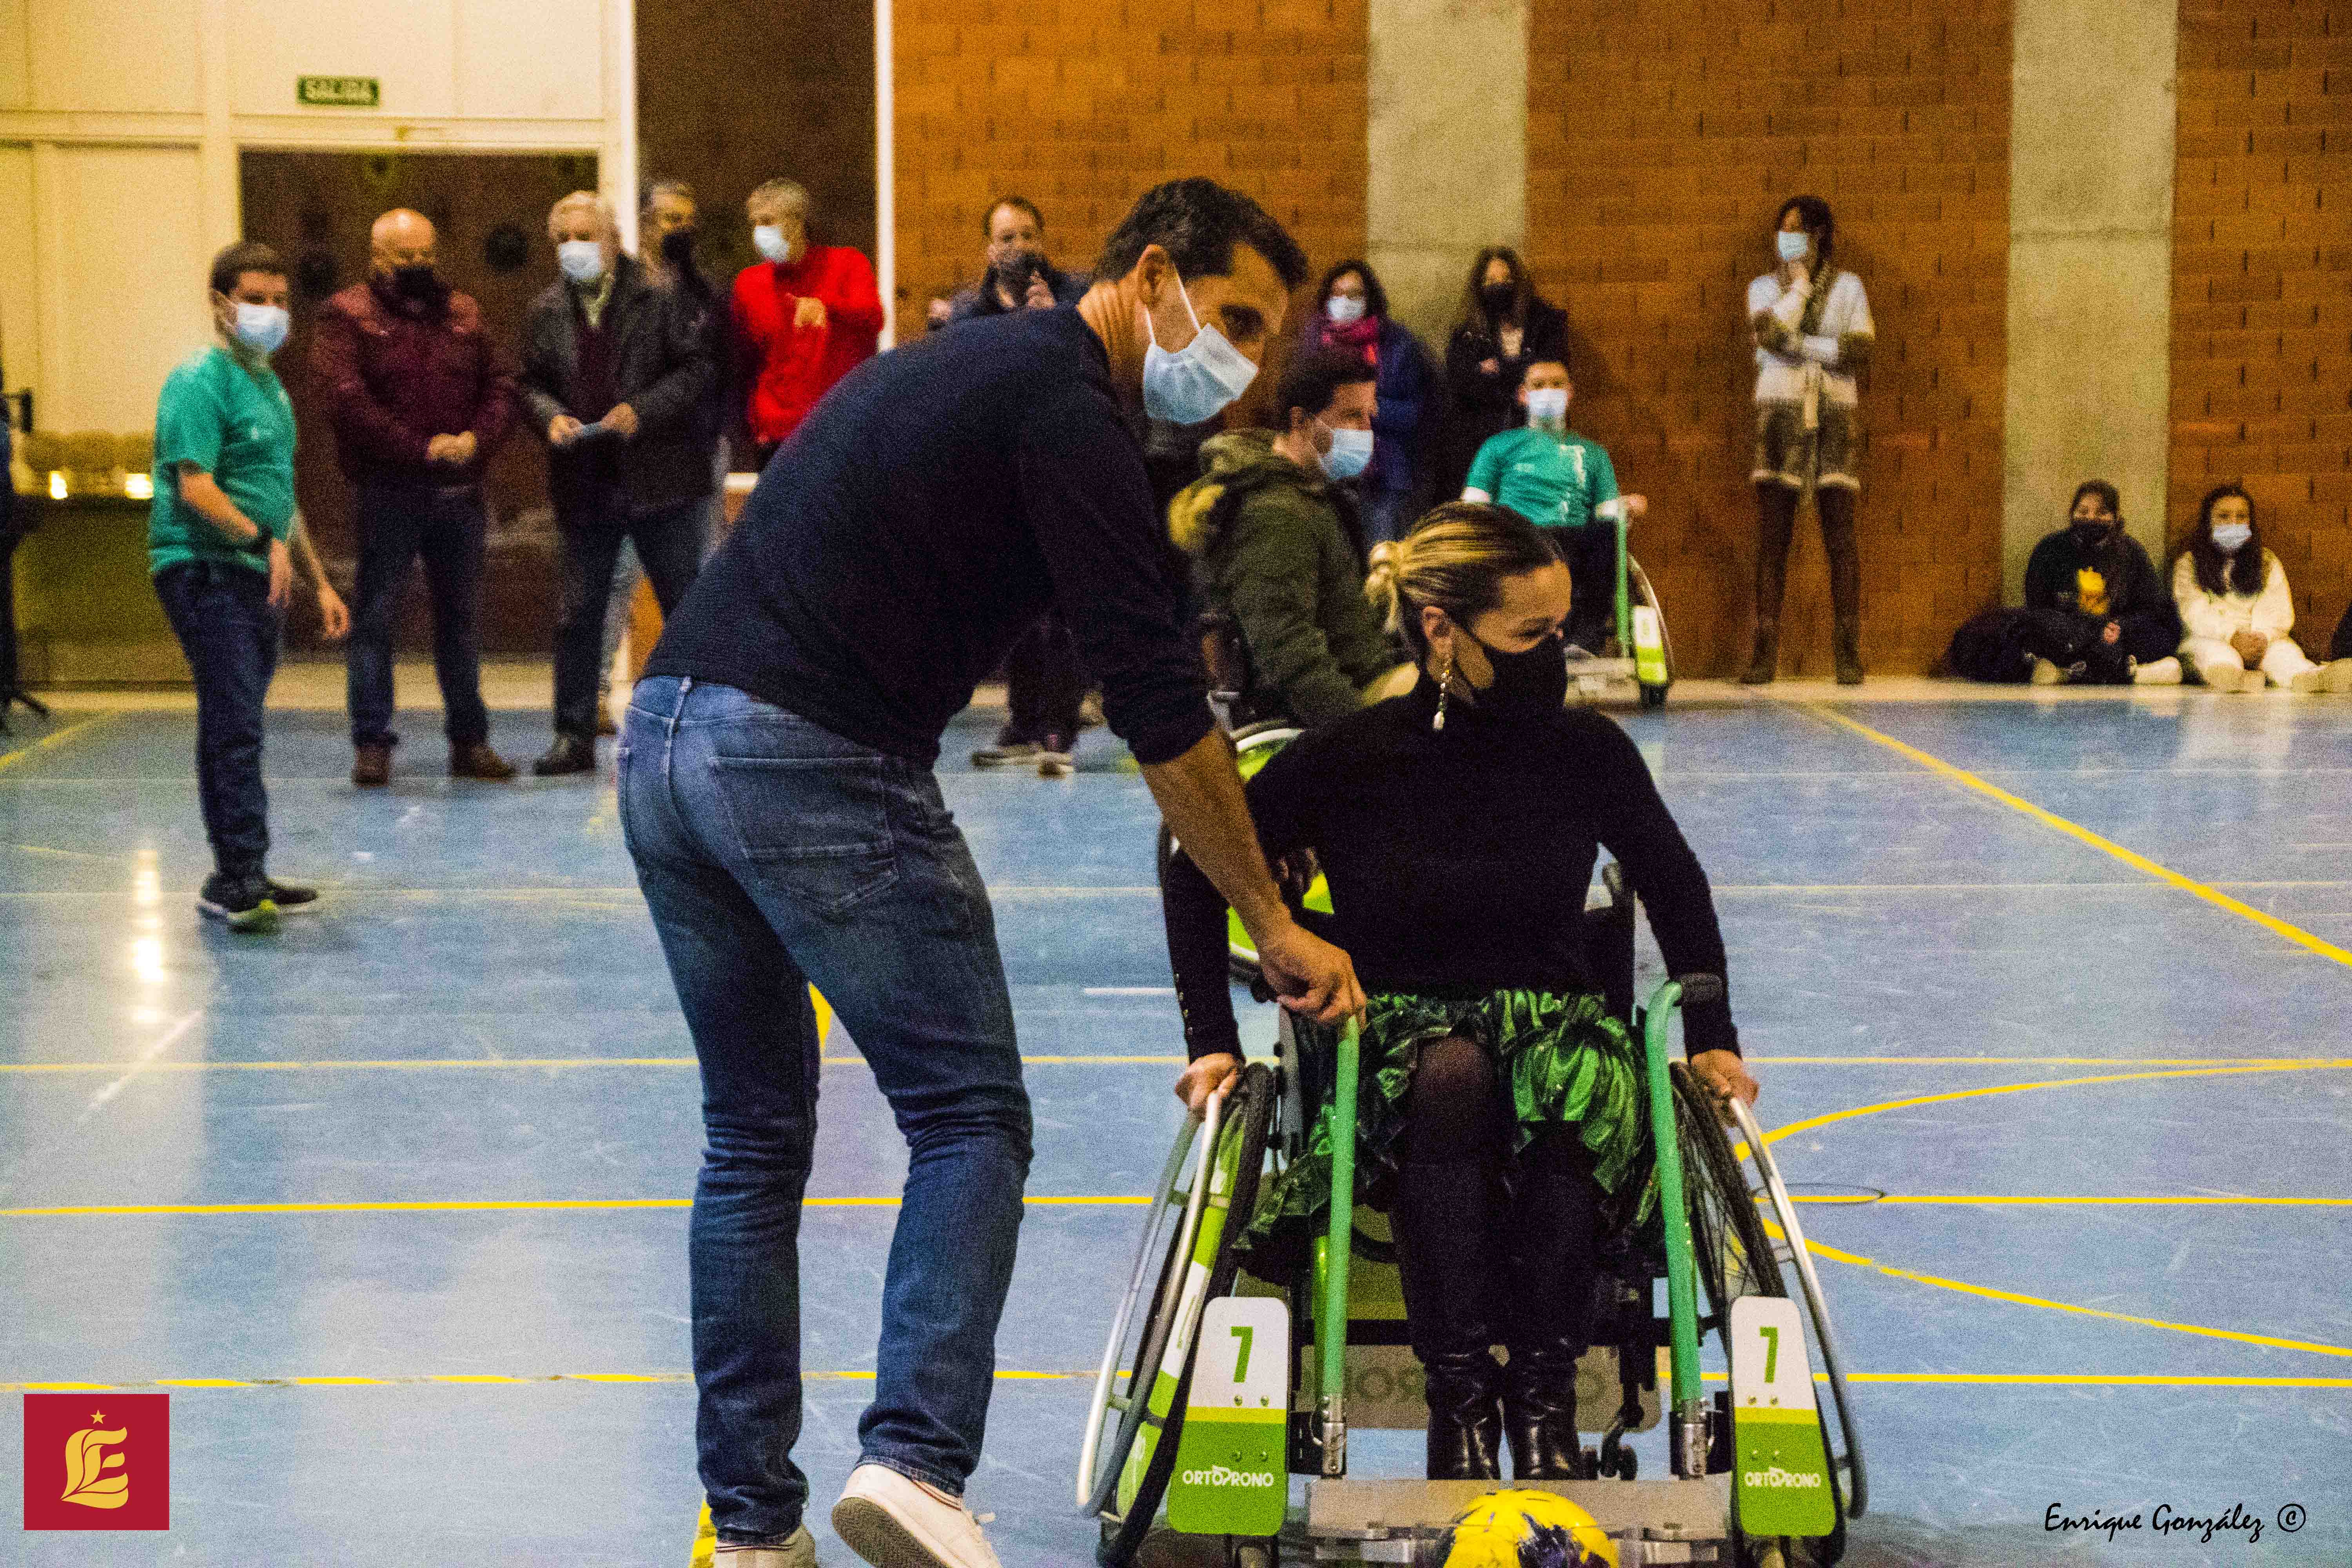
[1833,615,1865,686]
[1739,621,1779,685]
[1502,1134,1605,1481]
[1392,1160,1504,1481]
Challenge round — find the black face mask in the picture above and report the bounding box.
[390,264,443,301]
[1480,282,1517,318]
[1461,628,1568,722]
[2070,519,2118,549]
[660,227,699,266]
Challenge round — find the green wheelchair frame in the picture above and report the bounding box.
[1080,900,1865,1566]
[1579,497,1677,710]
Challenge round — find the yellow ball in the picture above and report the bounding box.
[1439,1488,1619,1568]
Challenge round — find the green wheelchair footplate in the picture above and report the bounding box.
[1166,1297,1291,1535]
[1728,1296,1836,1537]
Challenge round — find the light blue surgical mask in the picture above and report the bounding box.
[1318,421,1373,480]
[1776,229,1811,263]
[1525,387,1569,425]
[2210,521,2252,554]
[558,240,606,285]
[230,302,289,357]
[1141,272,1258,426]
[1325,294,1366,325]
[753,224,793,265]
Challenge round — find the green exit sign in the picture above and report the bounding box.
[297,76,380,108]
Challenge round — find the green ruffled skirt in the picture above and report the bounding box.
[1243,987,1655,1272]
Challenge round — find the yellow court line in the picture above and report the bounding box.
[1762,1062,2352,1148]
[1797,702,2352,968]
[9,1370,2350,1395]
[1791,1194,2352,1207]
[1800,1234,2352,1360]
[1753,1055,2352,1066]
[0,713,119,778]
[0,1195,1153,1218]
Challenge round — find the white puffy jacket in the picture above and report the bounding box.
[2173,549,2294,646]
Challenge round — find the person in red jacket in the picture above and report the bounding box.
[730,178,884,470]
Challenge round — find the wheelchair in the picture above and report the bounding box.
[1570,497,1677,711]
[1090,747,1863,1566]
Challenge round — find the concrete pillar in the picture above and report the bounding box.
[2002,0,2178,590]
[1365,0,1526,352]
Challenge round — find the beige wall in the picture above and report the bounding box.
[0,0,633,434]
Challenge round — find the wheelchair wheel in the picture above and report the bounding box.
[1156,723,1314,982]
[1087,1063,1276,1568]
[1670,1064,1849,1567]
[1628,555,1675,708]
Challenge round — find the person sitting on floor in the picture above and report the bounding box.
[1161,502,1757,1485]
[2020,480,2182,685]
[1169,348,1412,729]
[2171,483,2351,693]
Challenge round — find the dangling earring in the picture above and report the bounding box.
[1432,651,1452,732]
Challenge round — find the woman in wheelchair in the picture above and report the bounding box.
[1162,502,1759,1487]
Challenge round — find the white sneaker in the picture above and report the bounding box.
[2132,655,2182,686]
[2327,658,2352,694]
[2198,661,2251,693]
[832,1464,1002,1568]
[2289,665,2328,693]
[714,1527,819,1567]
[2030,657,2067,686]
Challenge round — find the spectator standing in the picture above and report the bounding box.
[1305,260,1434,549]
[519,192,717,776]
[1440,247,1567,496]
[2171,483,2350,692]
[150,243,350,928]
[594,178,728,737]
[947,196,1090,322]
[731,179,883,471]
[312,208,518,785]
[1461,358,1646,657]
[1741,196,1875,686]
[1171,347,1411,729]
[951,197,1095,776]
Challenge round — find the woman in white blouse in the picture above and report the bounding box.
[2172,483,2351,692]
[1741,196,1875,686]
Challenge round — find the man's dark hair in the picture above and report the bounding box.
[1774,194,1837,271]
[1315,259,1388,322]
[1276,348,1378,426]
[984,195,1044,236]
[1093,178,1308,291]
[209,241,286,297]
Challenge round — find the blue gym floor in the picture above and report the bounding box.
[3,680,2348,1566]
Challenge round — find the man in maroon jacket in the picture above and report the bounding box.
[312,207,519,785]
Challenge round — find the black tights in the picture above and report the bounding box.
[1753,482,1861,625]
[1403,1037,1604,1346]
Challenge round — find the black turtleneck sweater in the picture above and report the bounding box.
[1163,676,1738,1060]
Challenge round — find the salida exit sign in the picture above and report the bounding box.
[297,76,380,108]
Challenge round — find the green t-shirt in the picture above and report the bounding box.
[149,344,297,576]
[1464,425,1619,531]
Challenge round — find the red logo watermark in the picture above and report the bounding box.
[22,1393,170,1530]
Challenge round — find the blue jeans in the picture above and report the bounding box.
[346,481,490,749]
[618,677,1031,1546]
[553,492,706,738]
[154,562,281,877]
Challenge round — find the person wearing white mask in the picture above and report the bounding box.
[519,191,718,775]
[148,241,348,929]
[1743,194,1875,685]
[623,178,1358,1568]
[2172,483,2352,692]
[1303,259,1435,548]
[1461,359,1644,657]
[730,177,883,470]
[1170,348,1415,729]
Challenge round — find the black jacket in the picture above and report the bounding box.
[2022,526,2180,646]
[520,254,717,515]
[1441,298,1569,491]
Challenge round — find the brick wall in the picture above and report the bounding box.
[2172,0,2352,646]
[1524,0,2012,677]
[891,0,1368,344]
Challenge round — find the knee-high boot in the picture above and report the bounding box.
[1500,1134,1604,1480]
[1743,484,1798,684]
[1819,486,1864,685]
[1391,1159,1504,1481]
